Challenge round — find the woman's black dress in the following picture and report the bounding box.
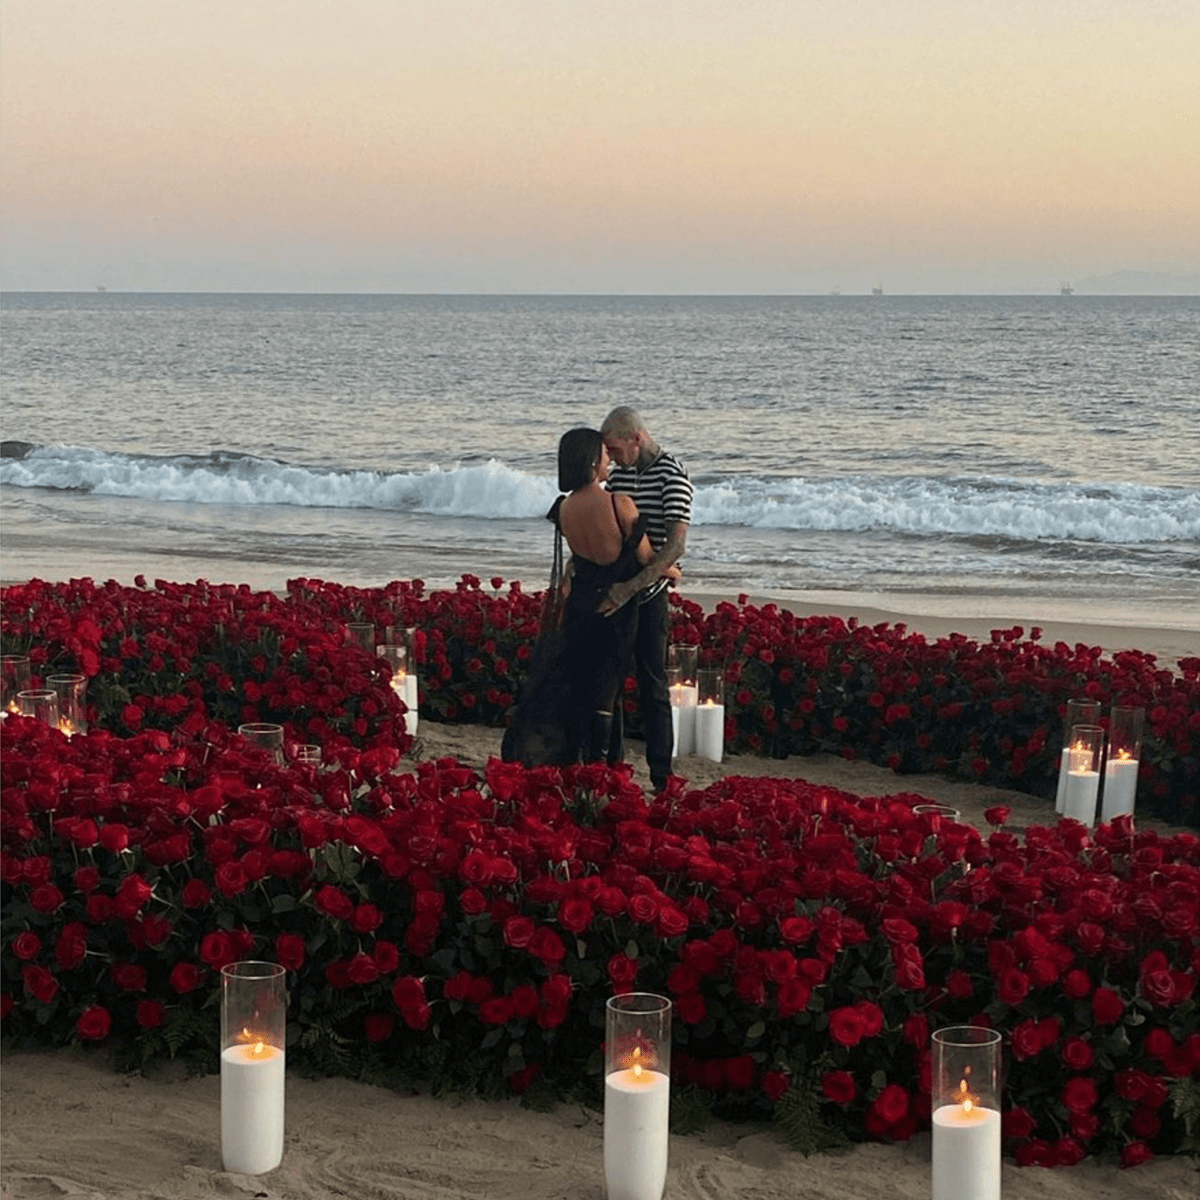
[501,502,646,767]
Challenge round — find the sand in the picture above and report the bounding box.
[3,592,1198,1199]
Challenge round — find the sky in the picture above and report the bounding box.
[2,0,1198,294]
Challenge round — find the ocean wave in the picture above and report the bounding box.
[2,444,1197,547]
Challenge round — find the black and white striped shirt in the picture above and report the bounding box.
[607,449,692,600]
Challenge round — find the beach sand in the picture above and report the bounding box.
[2,591,1198,1199]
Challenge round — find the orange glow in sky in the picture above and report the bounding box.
[2,0,1197,293]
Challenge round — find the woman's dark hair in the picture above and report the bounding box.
[557,427,603,492]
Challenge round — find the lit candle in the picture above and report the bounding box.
[932,1082,1001,1200]
[694,699,724,762]
[1102,752,1139,821]
[669,683,697,757]
[1062,743,1100,826]
[604,1048,670,1200]
[221,1032,285,1174]
[1055,741,1089,814]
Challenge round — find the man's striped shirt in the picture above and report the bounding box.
[607,449,693,601]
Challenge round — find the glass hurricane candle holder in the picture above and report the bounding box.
[667,666,697,758]
[17,689,60,728]
[1055,698,1101,814]
[932,1025,1001,1200]
[238,723,286,766]
[377,644,415,735]
[1102,705,1144,822]
[291,743,321,766]
[913,804,961,834]
[220,961,287,1175]
[605,993,671,1200]
[666,644,697,686]
[1062,723,1104,826]
[1,654,32,713]
[695,668,725,763]
[46,673,88,736]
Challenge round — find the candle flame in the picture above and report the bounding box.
[958,1076,978,1113]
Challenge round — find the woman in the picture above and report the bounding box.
[501,428,677,767]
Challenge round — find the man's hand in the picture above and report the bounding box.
[599,579,635,617]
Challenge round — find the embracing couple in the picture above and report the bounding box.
[501,406,693,793]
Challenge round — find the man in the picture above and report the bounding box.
[599,405,692,792]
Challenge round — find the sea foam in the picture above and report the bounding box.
[2,444,1197,547]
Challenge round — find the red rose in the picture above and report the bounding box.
[1119,1142,1155,1168]
[984,806,1011,826]
[871,1083,911,1126]
[136,1000,167,1030]
[199,932,235,969]
[29,884,65,914]
[459,887,488,916]
[1069,1111,1100,1141]
[775,977,811,1019]
[345,953,380,986]
[675,993,707,1024]
[655,906,689,938]
[827,1006,866,1047]
[169,962,202,994]
[213,861,249,898]
[997,968,1031,1007]
[1061,1037,1093,1071]
[76,1004,112,1042]
[1091,986,1125,1025]
[480,996,515,1025]
[1061,1076,1099,1114]
[607,953,638,988]
[628,894,659,924]
[55,925,88,971]
[558,898,594,935]
[1014,1139,1054,1167]
[529,927,566,967]
[761,1070,790,1101]
[12,931,42,961]
[1053,1137,1086,1167]
[503,916,535,949]
[181,878,212,909]
[351,903,384,934]
[73,866,100,893]
[1011,1019,1045,1061]
[99,823,131,853]
[22,964,59,1005]
[1139,969,1177,1008]
[822,1069,857,1106]
[779,916,814,946]
[1003,1107,1037,1139]
[1062,968,1092,1000]
[275,932,306,972]
[313,885,354,921]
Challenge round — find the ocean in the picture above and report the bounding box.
[2,292,1198,630]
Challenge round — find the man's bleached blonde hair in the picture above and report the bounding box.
[600,406,646,440]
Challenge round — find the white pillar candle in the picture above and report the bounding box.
[221,1041,285,1174]
[1054,755,1071,814]
[669,683,697,756]
[932,1102,1001,1200]
[1062,768,1100,825]
[404,673,419,736]
[604,1066,670,1200]
[695,700,724,763]
[1102,756,1139,821]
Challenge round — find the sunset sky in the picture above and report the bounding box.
[2,0,1198,294]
